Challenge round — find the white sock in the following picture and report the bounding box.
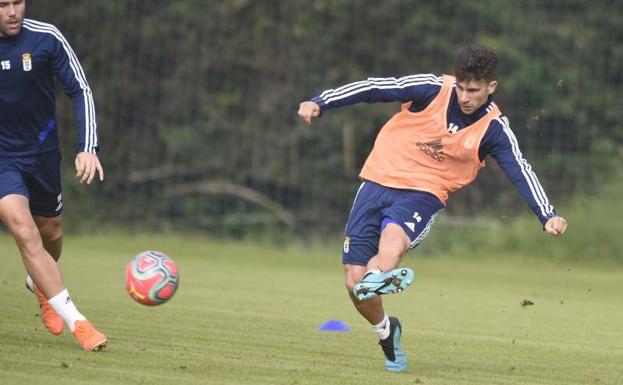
[47,289,86,332]
[372,314,391,340]
[363,269,381,279]
[26,275,35,292]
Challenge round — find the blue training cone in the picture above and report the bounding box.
[318,320,351,332]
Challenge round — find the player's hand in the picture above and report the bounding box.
[544,215,567,236]
[298,101,321,126]
[75,152,104,184]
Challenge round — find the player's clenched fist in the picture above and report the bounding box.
[298,101,321,126]
[544,215,567,236]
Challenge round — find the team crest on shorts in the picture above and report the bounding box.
[22,53,32,71]
[343,236,350,253]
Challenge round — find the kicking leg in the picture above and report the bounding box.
[0,194,106,351]
[352,223,415,301]
[368,222,411,271]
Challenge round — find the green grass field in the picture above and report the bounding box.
[0,233,621,385]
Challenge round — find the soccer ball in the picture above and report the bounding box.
[125,250,179,306]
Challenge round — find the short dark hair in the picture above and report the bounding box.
[453,45,498,82]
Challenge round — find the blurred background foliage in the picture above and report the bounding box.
[25,0,622,259]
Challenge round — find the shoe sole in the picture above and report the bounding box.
[353,268,414,301]
[88,339,108,352]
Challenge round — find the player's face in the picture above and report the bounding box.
[455,79,497,115]
[0,0,25,38]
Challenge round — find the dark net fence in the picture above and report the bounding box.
[26,0,622,236]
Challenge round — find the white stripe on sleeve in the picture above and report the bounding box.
[319,74,443,105]
[496,117,554,217]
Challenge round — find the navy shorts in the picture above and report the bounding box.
[342,180,444,266]
[0,150,63,217]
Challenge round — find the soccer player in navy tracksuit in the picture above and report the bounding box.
[0,0,106,351]
[298,45,567,371]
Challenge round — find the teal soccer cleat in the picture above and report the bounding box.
[379,316,407,372]
[352,268,414,301]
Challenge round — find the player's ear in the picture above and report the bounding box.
[487,80,497,95]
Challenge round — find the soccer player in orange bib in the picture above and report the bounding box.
[298,45,567,372]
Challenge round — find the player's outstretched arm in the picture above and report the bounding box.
[75,152,104,184]
[298,101,321,126]
[544,215,567,236]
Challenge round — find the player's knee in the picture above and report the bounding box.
[344,263,367,294]
[12,223,41,249]
[345,277,356,292]
[344,271,364,292]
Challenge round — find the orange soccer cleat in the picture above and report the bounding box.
[71,320,107,351]
[32,286,65,335]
